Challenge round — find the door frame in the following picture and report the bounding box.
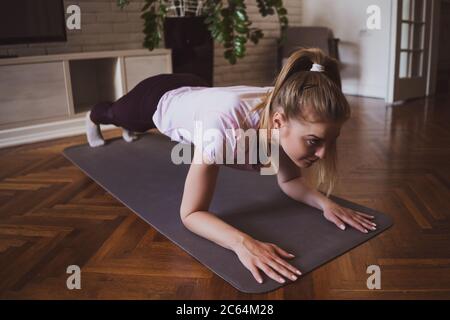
[387,0,441,103]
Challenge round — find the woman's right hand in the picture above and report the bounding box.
[234,236,302,284]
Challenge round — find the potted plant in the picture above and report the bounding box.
[117,0,289,65]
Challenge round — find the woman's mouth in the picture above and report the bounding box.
[302,158,317,166]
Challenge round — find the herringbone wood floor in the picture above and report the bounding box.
[0,94,449,299]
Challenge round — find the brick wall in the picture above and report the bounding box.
[0,0,301,86]
[214,0,302,86]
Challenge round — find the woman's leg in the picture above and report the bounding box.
[85,109,106,147]
[86,73,210,147]
[89,78,160,132]
[86,75,164,147]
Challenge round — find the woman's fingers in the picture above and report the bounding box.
[249,256,301,284]
[257,262,287,284]
[326,206,377,234]
[358,215,377,227]
[271,255,302,276]
[249,264,263,284]
[269,244,302,274]
[328,213,346,230]
[258,244,303,284]
[238,238,303,284]
[340,210,378,233]
[334,209,365,233]
[345,208,377,231]
[269,245,302,275]
[355,211,375,219]
[353,215,377,231]
[271,244,295,259]
[340,214,368,233]
[265,257,299,282]
[335,207,377,233]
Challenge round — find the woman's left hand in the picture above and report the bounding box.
[321,201,377,233]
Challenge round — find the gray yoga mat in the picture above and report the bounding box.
[63,132,393,294]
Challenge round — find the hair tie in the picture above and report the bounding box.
[310,63,324,72]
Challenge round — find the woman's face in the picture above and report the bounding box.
[271,110,342,168]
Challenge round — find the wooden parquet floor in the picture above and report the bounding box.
[0,94,449,299]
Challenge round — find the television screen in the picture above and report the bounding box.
[0,0,66,45]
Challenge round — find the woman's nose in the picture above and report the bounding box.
[314,146,326,159]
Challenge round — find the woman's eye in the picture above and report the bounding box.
[307,139,319,146]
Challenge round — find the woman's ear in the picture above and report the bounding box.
[271,110,287,129]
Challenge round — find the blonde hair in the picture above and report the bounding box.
[251,47,351,197]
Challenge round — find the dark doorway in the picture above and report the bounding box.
[435,0,450,94]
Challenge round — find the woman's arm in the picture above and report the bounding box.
[277,147,376,233]
[279,176,331,210]
[180,146,302,284]
[276,145,331,210]
[180,147,248,251]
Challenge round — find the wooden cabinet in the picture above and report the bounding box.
[0,49,172,148]
[124,54,172,92]
[0,62,68,125]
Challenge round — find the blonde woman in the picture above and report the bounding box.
[86,48,376,285]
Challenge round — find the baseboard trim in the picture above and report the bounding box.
[0,118,117,149]
[342,82,386,100]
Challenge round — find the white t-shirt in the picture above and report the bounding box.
[152,85,274,171]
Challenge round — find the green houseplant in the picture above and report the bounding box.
[116,0,289,65]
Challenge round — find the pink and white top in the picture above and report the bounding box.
[152,85,274,171]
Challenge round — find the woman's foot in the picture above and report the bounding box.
[85,111,105,147]
[122,128,139,142]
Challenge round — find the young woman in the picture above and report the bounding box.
[86,48,377,285]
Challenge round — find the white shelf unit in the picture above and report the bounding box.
[0,49,172,148]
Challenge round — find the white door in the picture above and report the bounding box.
[388,0,432,102]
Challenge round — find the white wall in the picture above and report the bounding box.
[301,0,392,99]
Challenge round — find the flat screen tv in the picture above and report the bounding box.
[0,0,66,45]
